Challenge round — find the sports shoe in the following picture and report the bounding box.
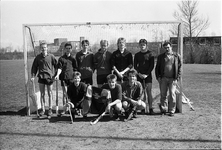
[48,108,53,116]
[39,109,45,116]
[158,104,166,115]
[83,115,89,121]
[60,110,66,115]
[75,109,81,116]
[141,109,146,115]
[168,112,174,117]
[112,113,120,121]
[149,108,155,115]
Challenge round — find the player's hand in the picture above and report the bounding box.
[54,75,59,80]
[30,77,35,82]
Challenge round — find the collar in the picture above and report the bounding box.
[126,81,138,87]
[98,49,106,54]
[41,53,49,57]
[165,52,174,56]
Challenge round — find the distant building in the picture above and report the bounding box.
[170,36,221,46]
[54,38,68,46]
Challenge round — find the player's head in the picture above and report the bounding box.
[73,71,81,86]
[163,41,173,54]
[64,43,72,55]
[107,74,117,89]
[100,40,109,51]
[139,39,147,51]
[127,69,137,84]
[117,37,126,50]
[81,40,90,51]
[40,42,48,56]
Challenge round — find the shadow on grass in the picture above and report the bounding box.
[0,107,27,116]
[194,72,221,75]
[0,131,220,143]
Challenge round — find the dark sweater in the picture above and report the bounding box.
[57,54,77,80]
[101,83,122,102]
[134,50,154,77]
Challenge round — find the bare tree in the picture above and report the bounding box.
[172,0,210,63]
[173,0,210,37]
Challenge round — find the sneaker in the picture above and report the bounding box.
[75,109,81,116]
[48,108,53,116]
[39,109,45,116]
[158,104,166,115]
[112,113,120,121]
[83,115,89,121]
[60,110,66,115]
[168,112,174,117]
[141,109,146,115]
[149,108,155,115]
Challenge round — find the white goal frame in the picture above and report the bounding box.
[23,21,183,116]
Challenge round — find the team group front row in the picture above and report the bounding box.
[31,37,182,120]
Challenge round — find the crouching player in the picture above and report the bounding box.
[66,71,91,120]
[101,74,122,120]
[121,69,146,121]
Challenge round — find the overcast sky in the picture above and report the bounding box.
[1,0,221,49]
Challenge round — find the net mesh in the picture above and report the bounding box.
[25,22,180,55]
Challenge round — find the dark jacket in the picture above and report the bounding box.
[155,52,182,81]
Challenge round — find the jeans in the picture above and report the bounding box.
[159,77,177,113]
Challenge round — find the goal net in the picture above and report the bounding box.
[23,21,183,115]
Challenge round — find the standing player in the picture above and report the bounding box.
[76,40,94,85]
[134,39,155,115]
[110,37,133,83]
[55,42,78,115]
[31,42,57,118]
[155,41,182,116]
[94,40,112,87]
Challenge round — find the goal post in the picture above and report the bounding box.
[23,21,183,116]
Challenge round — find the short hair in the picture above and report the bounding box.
[81,40,89,46]
[107,74,117,81]
[40,42,47,47]
[139,39,147,45]
[127,69,138,77]
[64,43,72,48]
[117,37,126,45]
[163,41,172,47]
[73,71,81,78]
[100,40,109,46]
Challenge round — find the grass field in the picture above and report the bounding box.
[0,59,221,149]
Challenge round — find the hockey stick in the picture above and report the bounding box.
[62,81,74,124]
[67,103,74,124]
[181,92,195,111]
[55,80,59,115]
[176,84,194,111]
[90,110,107,125]
[30,80,39,117]
[90,99,109,125]
[142,79,149,114]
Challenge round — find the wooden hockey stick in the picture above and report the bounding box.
[90,110,107,125]
[55,80,59,115]
[30,80,39,117]
[176,84,195,111]
[143,79,149,114]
